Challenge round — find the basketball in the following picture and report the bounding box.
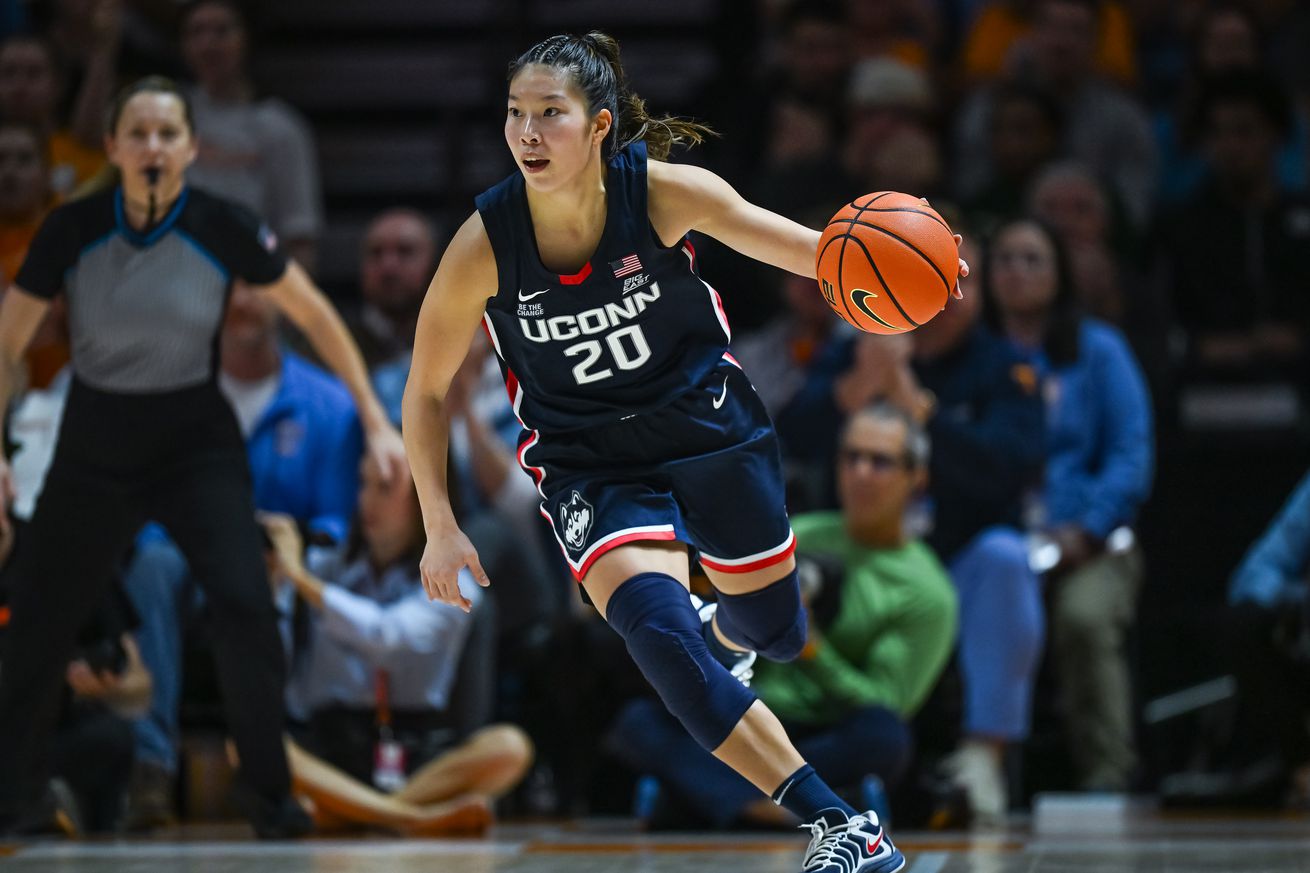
[815,192,959,334]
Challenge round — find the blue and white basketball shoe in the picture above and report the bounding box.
[800,808,906,873]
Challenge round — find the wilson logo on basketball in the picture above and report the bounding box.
[820,278,836,305]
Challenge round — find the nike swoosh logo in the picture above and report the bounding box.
[866,833,883,854]
[518,289,549,302]
[712,376,729,409]
[850,288,904,332]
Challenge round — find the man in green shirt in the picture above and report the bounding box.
[607,402,958,828]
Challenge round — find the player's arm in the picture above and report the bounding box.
[647,159,821,279]
[402,212,499,611]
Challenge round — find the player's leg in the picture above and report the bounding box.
[582,542,802,791]
[587,543,903,870]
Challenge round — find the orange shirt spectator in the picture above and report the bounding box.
[963,0,1136,87]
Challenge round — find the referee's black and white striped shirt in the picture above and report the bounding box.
[15,186,288,394]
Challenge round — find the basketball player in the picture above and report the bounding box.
[0,77,405,838]
[403,33,966,872]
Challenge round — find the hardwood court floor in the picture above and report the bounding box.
[4,808,1309,872]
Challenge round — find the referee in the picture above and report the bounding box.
[0,77,405,837]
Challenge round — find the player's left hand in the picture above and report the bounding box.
[365,423,408,484]
[953,233,970,299]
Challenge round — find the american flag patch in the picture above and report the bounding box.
[609,254,642,278]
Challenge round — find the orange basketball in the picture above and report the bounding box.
[815,192,959,334]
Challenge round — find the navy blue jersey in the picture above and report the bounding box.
[475,141,732,434]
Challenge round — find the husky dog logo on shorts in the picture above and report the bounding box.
[561,490,594,552]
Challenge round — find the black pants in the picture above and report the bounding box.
[0,380,290,815]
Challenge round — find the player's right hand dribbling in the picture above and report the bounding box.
[419,523,491,613]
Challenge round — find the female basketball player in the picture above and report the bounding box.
[404,33,966,872]
[0,77,404,837]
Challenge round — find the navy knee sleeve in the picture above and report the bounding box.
[605,573,756,750]
[714,568,808,662]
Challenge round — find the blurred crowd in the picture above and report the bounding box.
[0,0,1308,838]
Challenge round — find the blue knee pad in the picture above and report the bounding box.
[605,573,756,750]
[713,568,807,662]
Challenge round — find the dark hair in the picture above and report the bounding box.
[508,31,714,161]
[1190,68,1294,141]
[343,473,426,571]
[981,216,1081,366]
[107,76,196,135]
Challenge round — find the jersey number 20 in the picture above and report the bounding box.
[564,325,652,385]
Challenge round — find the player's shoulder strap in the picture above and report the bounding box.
[474,171,527,293]
[606,140,650,242]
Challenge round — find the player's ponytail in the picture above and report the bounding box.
[509,31,715,161]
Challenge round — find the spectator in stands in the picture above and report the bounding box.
[261,454,534,834]
[734,266,859,511]
[1153,71,1310,392]
[1154,4,1308,204]
[962,81,1064,236]
[607,402,956,829]
[346,208,438,371]
[0,123,70,392]
[0,580,149,836]
[42,0,122,149]
[0,122,52,281]
[954,0,1158,228]
[700,0,852,185]
[846,0,940,69]
[961,0,1137,87]
[179,0,323,271]
[843,59,940,198]
[1028,162,1171,395]
[0,34,106,198]
[984,216,1154,791]
[757,58,938,221]
[1027,162,1125,321]
[1221,469,1310,807]
[123,280,363,829]
[844,234,1046,823]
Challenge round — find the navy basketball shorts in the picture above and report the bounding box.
[518,355,796,581]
